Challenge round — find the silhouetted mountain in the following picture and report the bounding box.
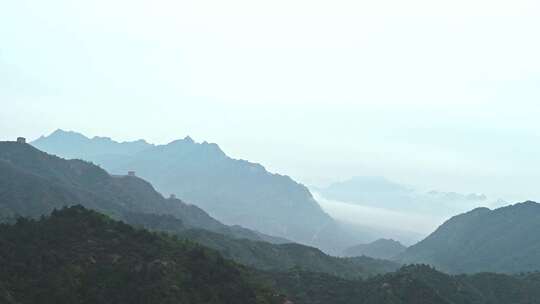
[343,239,407,259]
[317,176,490,216]
[0,205,282,304]
[32,129,152,164]
[398,201,540,273]
[0,140,282,243]
[33,130,357,253]
[0,140,396,278]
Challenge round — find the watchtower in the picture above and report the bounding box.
[128,171,136,177]
[16,137,26,144]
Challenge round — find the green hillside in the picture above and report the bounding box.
[0,206,281,304]
[399,202,540,273]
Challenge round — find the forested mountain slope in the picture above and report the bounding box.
[399,202,540,273]
[0,206,281,304]
[3,206,540,304]
[268,264,540,304]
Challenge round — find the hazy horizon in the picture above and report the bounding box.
[3,0,540,203]
[17,128,538,205]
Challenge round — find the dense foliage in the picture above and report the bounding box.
[3,206,540,304]
[0,206,282,304]
[267,265,540,304]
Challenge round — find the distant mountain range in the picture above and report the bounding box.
[342,239,407,259]
[398,201,540,274]
[0,139,396,278]
[32,129,360,253]
[4,137,540,303]
[0,140,280,243]
[316,176,496,216]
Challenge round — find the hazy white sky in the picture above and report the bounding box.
[2,0,540,201]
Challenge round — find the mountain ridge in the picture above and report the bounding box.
[398,201,540,273]
[0,140,283,243]
[343,238,407,259]
[32,130,358,253]
[0,140,397,279]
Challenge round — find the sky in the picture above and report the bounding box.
[2,0,540,202]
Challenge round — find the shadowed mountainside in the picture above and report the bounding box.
[398,201,540,274]
[33,129,360,253]
[4,206,540,304]
[343,239,407,259]
[0,205,282,304]
[0,140,281,243]
[0,140,397,278]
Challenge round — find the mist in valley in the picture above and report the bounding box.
[313,192,443,245]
